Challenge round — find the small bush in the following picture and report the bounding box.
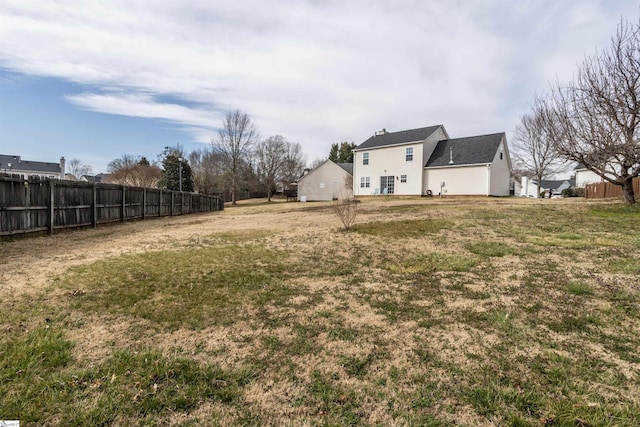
[561,187,585,197]
[332,198,360,230]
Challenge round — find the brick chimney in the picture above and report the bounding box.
[59,156,66,179]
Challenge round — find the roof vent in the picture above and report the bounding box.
[375,128,388,136]
[448,147,454,164]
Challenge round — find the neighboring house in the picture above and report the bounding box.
[520,177,575,197]
[0,154,65,179]
[574,164,605,188]
[352,126,511,197]
[297,160,353,201]
[520,176,539,198]
[81,174,109,183]
[541,179,574,195]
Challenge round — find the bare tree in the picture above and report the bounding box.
[189,148,225,195]
[280,141,307,185]
[542,19,640,204]
[107,155,161,187]
[255,135,287,201]
[511,104,566,197]
[213,110,259,205]
[310,158,325,169]
[67,158,93,179]
[107,154,139,173]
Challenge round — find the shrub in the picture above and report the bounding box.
[332,198,360,230]
[561,187,585,197]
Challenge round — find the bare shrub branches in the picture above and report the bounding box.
[332,198,359,230]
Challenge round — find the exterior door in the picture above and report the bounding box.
[380,176,394,194]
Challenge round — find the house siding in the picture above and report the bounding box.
[353,141,424,196]
[422,127,449,167]
[575,169,603,187]
[298,161,353,201]
[488,138,511,196]
[5,169,61,180]
[425,165,490,195]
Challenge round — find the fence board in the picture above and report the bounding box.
[0,174,223,237]
[585,177,640,200]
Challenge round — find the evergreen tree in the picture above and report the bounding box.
[328,142,357,163]
[159,146,194,192]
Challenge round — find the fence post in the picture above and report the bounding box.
[170,191,174,216]
[142,188,146,220]
[158,189,162,217]
[24,178,31,231]
[122,186,126,222]
[48,179,55,234]
[92,183,97,228]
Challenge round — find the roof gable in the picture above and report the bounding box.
[425,133,505,167]
[298,159,352,183]
[355,125,443,150]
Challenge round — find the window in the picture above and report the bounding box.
[360,176,370,188]
[406,147,413,161]
[400,174,407,183]
[363,152,369,165]
[319,182,325,189]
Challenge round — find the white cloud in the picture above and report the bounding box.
[0,0,637,163]
[65,92,220,129]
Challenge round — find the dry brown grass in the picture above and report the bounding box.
[1,196,639,426]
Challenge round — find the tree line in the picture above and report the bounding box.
[91,110,310,204]
[512,17,640,204]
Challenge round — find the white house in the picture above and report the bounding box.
[0,154,65,179]
[352,126,511,197]
[574,164,605,188]
[520,177,574,198]
[297,160,353,201]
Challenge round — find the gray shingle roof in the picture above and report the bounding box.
[337,163,353,175]
[540,178,575,190]
[355,125,443,150]
[0,154,61,174]
[425,133,505,167]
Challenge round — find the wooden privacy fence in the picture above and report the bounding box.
[0,174,224,237]
[585,177,640,199]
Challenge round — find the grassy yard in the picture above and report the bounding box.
[1,197,639,426]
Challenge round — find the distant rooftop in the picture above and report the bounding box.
[0,154,62,174]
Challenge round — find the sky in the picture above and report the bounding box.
[0,1,638,174]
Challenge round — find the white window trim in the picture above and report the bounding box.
[406,147,413,162]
